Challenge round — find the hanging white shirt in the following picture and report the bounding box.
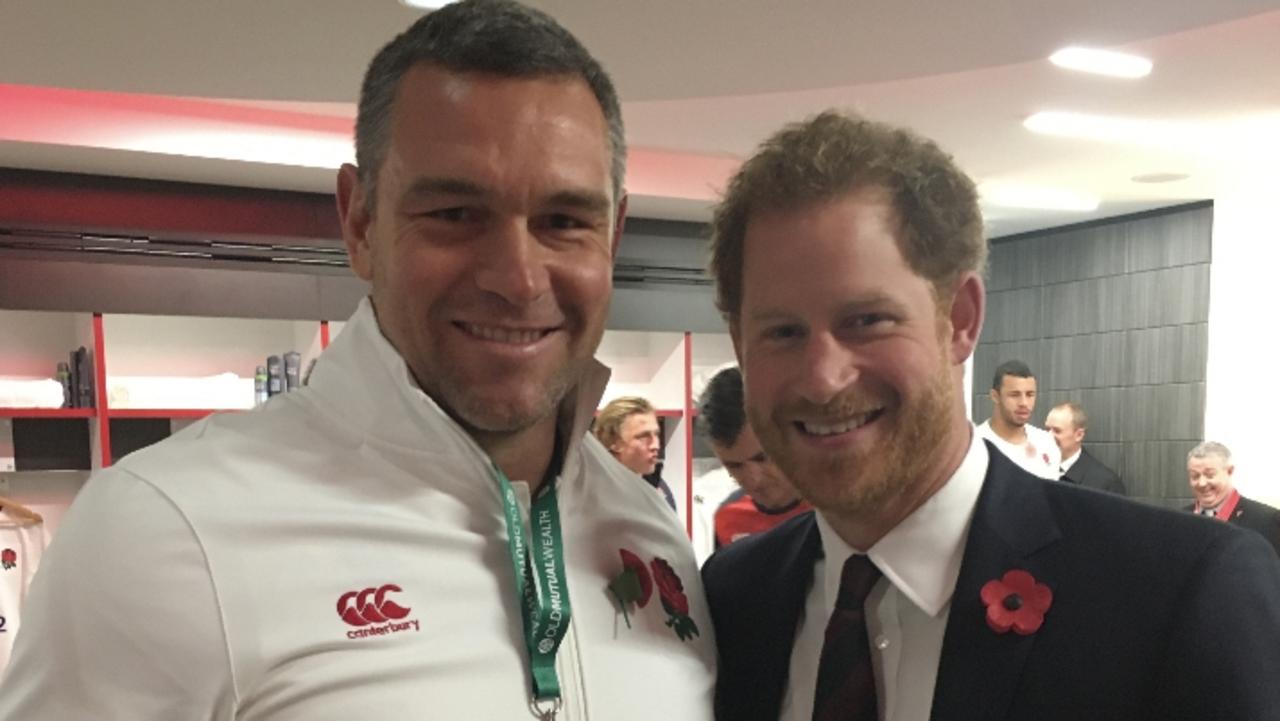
[0,508,45,676]
[779,428,988,721]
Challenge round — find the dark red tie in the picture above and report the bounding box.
[812,554,882,721]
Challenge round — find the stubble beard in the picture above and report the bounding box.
[429,356,584,437]
[750,359,957,519]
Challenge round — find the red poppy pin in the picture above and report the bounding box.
[980,569,1052,635]
[608,549,653,628]
[1,548,16,570]
[651,557,700,641]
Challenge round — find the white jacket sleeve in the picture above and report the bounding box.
[0,468,235,720]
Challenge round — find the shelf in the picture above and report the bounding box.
[106,408,236,419]
[0,407,96,419]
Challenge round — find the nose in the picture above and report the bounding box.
[795,332,858,406]
[474,220,551,306]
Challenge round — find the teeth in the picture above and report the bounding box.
[464,323,545,344]
[801,412,876,436]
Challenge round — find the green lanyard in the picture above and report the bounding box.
[493,462,572,713]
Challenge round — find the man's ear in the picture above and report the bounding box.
[610,193,629,259]
[947,271,985,366]
[336,163,375,281]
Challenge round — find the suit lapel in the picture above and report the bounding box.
[712,512,822,721]
[931,446,1062,721]
[755,513,823,718]
[1061,450,1089,486]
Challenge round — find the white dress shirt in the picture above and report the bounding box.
[779,429,989,721]
[1058,449,1081,478]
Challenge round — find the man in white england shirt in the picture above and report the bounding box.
[975,360,1059,480]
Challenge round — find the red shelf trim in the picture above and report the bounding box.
[0,407,96,419]
[93,313,111,467]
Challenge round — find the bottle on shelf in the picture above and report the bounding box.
[254,366,269,406]
[283,352,301,393]
[266,355,283,397]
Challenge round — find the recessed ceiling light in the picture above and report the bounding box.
[1023,111,1197,147]
[981,183,1100,212]
[1050,46,1152,78]
[1131,172,1190,184]
[400,0,457,9]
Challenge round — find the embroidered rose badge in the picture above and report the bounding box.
[650,557,700,641]
[1,548,16,570]
[980,569,1052,635]
[608,549,653,628]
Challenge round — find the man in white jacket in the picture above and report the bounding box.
[0,2,715,719]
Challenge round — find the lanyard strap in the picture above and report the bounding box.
[494,462,572,702]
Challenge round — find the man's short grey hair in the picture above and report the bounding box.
[1188,441,1232,464]
[355,0,626,210]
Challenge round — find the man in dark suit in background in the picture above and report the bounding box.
[1045,402,1125,494]
[701,109,1280,721]
[1186,441,1280,555]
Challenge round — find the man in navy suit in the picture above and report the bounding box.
[702,110,1280,721]
[1045,402,1125,494]
[1185,441,1280,555]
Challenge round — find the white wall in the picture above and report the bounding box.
[1204,181,1280,507]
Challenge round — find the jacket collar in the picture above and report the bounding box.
[306,297,610,484]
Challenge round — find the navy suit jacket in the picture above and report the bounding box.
[1183,493,1280,557]
[703,442,1280,721]
[1059,447,1125,495]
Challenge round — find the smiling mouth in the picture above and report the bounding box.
[796,409,884,436]
[457,322,554,344]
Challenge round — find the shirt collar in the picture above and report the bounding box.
[815,426,988,617]
[1060,449,1081,474]
[310,296,611,476]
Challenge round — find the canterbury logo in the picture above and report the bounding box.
[337,584,412,627]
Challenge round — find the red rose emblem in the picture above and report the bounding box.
[608,552,700,641]
[609,548,655,629]
[980,569,1052,635]
[619,549,653,607]
[1,548,16,570]
[649,557,700,641]
[650,557,689,616]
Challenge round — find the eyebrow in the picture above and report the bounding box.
[403,176,488,199]
[744,295,904,324]
[545,189,613,216]
[401,177,612,216]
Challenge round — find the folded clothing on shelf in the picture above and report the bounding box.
[0,378,66,409]
[107,373,255,410]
